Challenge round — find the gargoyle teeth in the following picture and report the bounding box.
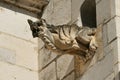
[43,33,46,36]
[52,47,56,50]
[43,37,50,43]
[48,43,53,46]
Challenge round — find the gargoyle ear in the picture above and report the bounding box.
[27,19,33,26]
[41,19,47,26]
[27,19,34,30]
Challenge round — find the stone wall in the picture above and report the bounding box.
[39,0,76,80]
[0,0,76,80]
[78,0,120,80]
[40,0,120,80]
[0,3,39,80]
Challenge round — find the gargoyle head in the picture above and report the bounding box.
[27,19,42,38]
[27,19,48,38]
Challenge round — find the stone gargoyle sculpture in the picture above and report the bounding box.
[27,19,98,61]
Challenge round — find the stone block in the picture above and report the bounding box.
[0,6,38,43]
[63,72,75,80]
[103,44,113,56]
[103,38,120,65]
[105,73,114,80]
[102,16,120,43]
[107,18,116,43]
[102,24,108,47]
[115,0,120,16]
[80,52,114,80]
[109,39,118,64]
[0,47,16,64]
[38,47,57,70]
[39,62,56,80]
[57,54,74,80]
[0,33,39,70]
[71,0,84,24]
[116,38,120,63]
[0,61,39,80]
[38,39,44,50]
[106,38,120,65]
[114,63,120,80]
[115,16,120,38]
[52,0,71,25]
[42,0,54,24]
[96,0,115,25]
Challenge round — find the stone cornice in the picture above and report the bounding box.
[0,0,48,14]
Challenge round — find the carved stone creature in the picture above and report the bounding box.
[28,19,98,61]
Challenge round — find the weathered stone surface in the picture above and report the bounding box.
[39,62,56,80]
[0,47,16,64]
[107,18,116,43]
[114,63,120,80]
[42,0,54,24]
[103,44,113,56]
[38,39,44,50]
[115,0,120,16]
[43,0,71,25]
[102,16,120,44]
[105,73,114,80]
[0,6,38,43]
[0,33,39,70]
[52,0,71,25]
[103,38,120,64]
[71,0,84,25]
[57,54,74,80]
[115,17,120,38]
[63,72,75,80]
[80,52,114,80]
[39,47,57,70]
[102,24,108,47]
[0,0,48,14]
[0,61,39,80]
[112,38,120,64]
[109,39,118,64]
[96,0,115,25]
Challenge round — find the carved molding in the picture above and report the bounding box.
[28,19,98,62]
[0,0,48,15]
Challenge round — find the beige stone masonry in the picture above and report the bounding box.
[57,54,74,80]
[39,62,57,80]
[0,61,39,80]
[0,33,39,71]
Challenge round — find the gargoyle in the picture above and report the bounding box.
[27,19,98,61]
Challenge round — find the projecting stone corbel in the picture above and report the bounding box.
[27,19,98,62]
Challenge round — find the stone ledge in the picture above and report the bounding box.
[0,0,48,14]
[0,0,40,13]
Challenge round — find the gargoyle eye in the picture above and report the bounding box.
[37,23,41,26]
[37,29,40,32]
